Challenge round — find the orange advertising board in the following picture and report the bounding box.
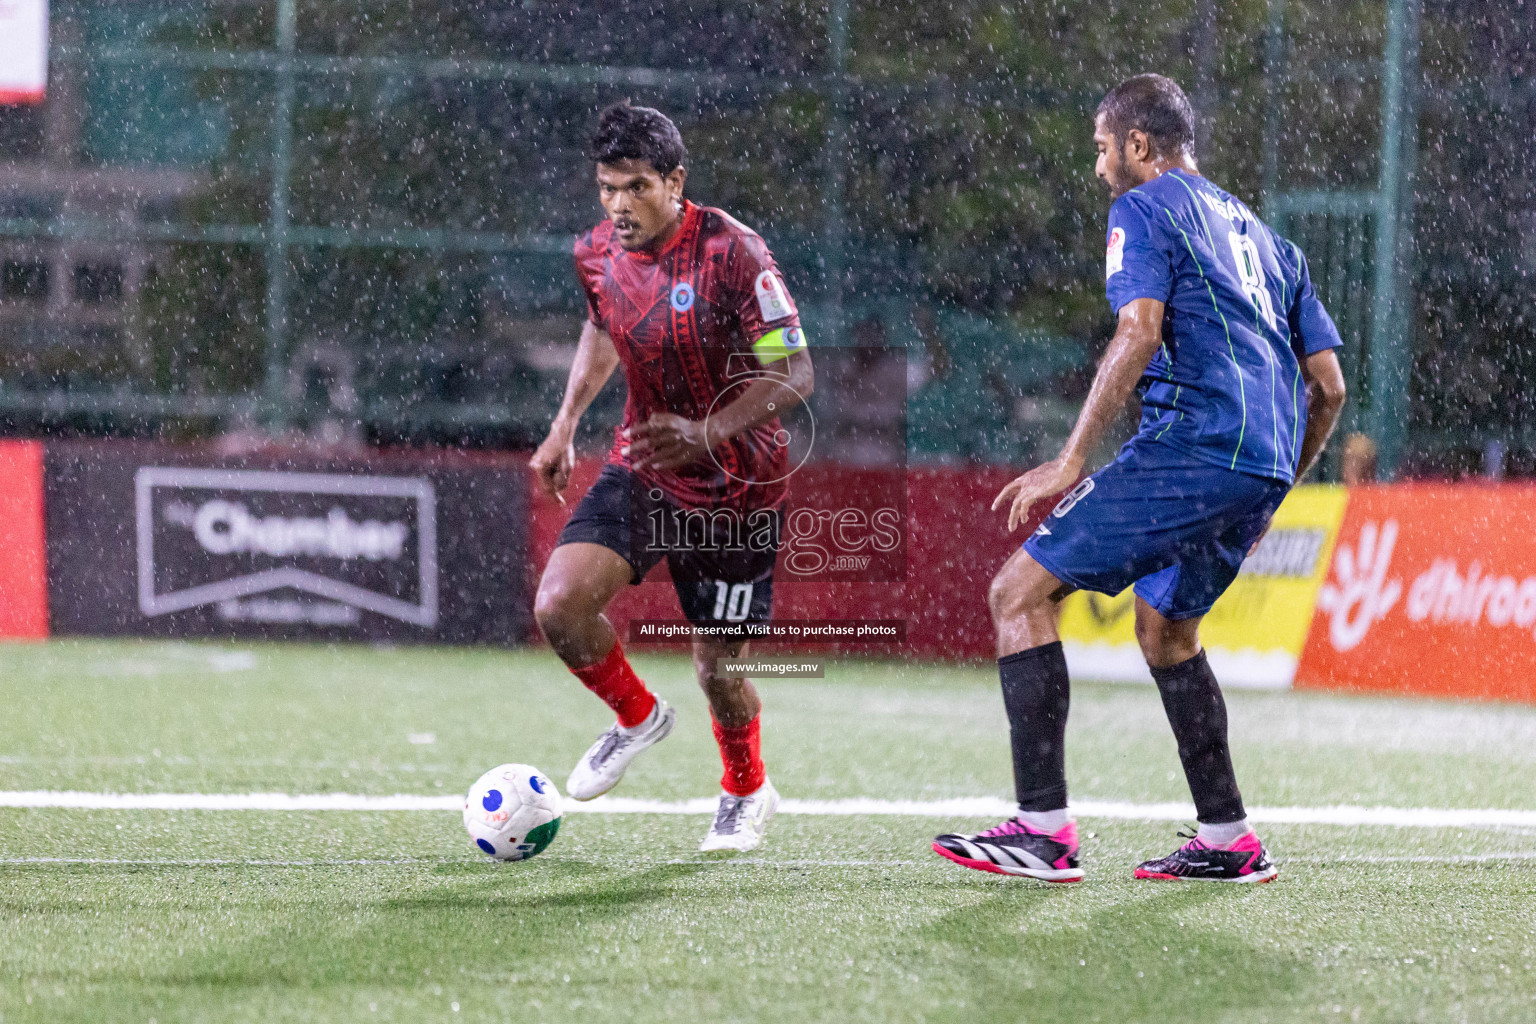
[1296,483,1536,702]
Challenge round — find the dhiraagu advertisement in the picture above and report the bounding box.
[1058,485,1349,688]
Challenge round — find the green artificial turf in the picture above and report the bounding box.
[2,639,1535,1022]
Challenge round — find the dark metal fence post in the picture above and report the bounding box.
[1365,0,1421,478]
[262,0,297,433]
[823,0,848,343]
[1260,0,1286,209]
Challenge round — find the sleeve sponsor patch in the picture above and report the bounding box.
[754,270,795,322]
[1106,226,1125,279]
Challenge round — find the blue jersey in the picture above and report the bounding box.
[1105,168,1342,484]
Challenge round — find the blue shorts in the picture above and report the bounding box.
[1023,441,1289,620]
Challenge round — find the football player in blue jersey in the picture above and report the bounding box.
[934,74,1348,883]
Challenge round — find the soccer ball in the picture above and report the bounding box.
[463,763,562,861]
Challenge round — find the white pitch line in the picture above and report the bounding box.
[1286,852,1536,865]
[0,791,459,812]
[4,854,1534,869]
[1075,800,1536,830]
[5,791,1536,830]
[0,857,431,867]
[0,857,935,869]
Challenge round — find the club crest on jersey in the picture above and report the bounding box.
[1106,226,1125,279]
[755,270,794,322]
[670,282,695,312]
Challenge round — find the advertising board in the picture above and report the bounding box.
[0,440,47,639]
[1296,484,1536,702]
[45,442,530,644]
[0,0,47,106]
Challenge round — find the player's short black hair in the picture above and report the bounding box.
[1096,74,1197,158]
[589,102,687,176]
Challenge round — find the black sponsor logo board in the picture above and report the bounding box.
[45,441,530,644]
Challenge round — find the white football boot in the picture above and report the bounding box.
[699,779,780,852]
[565,699,676,801]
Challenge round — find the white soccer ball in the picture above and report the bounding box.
[463,763,563,862]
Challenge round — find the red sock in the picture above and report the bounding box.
[571,642,656,728]
[712,715,766,797]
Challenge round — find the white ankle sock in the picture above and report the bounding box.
[1016,807,1071,833]
[1196,819,1252,847]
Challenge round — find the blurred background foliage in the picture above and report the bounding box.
[0,0,1527,476]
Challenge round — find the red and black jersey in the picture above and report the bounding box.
[574,200,803,511]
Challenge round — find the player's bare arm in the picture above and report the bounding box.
[992,297,1166,531]
[629,347,814,473]
[530,321,621,502]
[1296,347,1347,478]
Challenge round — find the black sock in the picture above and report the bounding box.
[1150,649,1246,824]
[999,641,1071,811]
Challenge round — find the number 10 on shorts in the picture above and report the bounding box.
[712,582,755,621]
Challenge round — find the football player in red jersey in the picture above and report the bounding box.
[530,103,814,851]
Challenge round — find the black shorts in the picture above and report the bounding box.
[556,464,781,626]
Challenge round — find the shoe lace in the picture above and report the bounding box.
[1174,825,1212,853]
[977,818,1031,839]
[711,796,746,835]
[590,727,631,766]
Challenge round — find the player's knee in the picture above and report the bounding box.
[1136,617,1199,667]
[1134,616,1170,661]
[987,571,1013,623]
[988,568,1040,626]
[533,577,592,640]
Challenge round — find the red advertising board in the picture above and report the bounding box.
[1296,483,1536,702]
[0,440,48,639]
[528,466,1536,698]
[527,457,1052,660]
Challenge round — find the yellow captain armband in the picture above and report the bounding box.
[752,326,808,365]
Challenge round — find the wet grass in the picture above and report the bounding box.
[2,639,1536,1021]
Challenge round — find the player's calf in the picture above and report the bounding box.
[933,629,1082,881]
[695,710,777,852]
[692,642,775,851]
